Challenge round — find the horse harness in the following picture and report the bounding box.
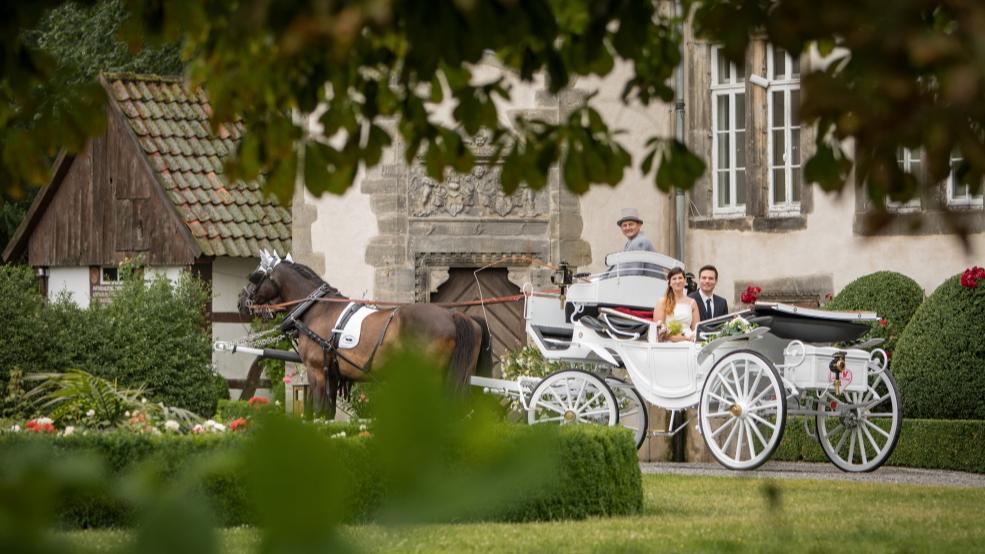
[278,284,398,404]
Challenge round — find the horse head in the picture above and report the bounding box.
[238,250,295,317]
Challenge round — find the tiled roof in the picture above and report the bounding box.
[103,73,291,258]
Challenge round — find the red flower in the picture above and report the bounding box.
[229,417,249,431]
[25,419,55,433]
[740,286,762,304]
[247,396,269,406]
[962,266,985,289]
[878,319,888,327]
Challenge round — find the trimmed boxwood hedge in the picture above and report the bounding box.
[773,417,985,474]
[0,423,641,528]
[826,270,925,353]
[892,273,985,419]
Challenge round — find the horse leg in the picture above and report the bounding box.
[306,367,336,419]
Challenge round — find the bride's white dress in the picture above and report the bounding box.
[667,301,694,337]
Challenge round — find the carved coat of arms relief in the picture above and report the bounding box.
[409,165,544,219]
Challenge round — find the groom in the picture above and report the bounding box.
[689,265,728,321]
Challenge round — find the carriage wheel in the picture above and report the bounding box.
[816,368,902,472]
[699,350,787,470]
[527,370,618,429]
[606,377,649,450]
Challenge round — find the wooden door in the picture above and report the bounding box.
[430,268,524,376]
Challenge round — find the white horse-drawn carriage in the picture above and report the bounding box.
[471,251,902,472]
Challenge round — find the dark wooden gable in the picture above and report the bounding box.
[25,103,200,267]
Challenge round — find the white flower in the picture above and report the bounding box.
[125,411,131,418]
[86,409,96,418]
[164,420,180,432]
[204,420,226,432]
[10,425,20,432]
[359,424,367,431]
[150,427,162,436]
[63,426,75,436]
[331,431,347,439]
[141,398,147,404]
[191,424,204,434]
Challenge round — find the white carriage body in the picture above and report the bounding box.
[489,250,899,472]
[783,344,870,394]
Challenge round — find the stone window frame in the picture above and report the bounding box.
[687,37,814,233]
[765,44,803,216]
[887,148,923,213]
[946,152,984,209]
[710,45,747,217]
[853,151,985,236]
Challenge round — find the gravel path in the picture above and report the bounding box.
[640,461,985,489]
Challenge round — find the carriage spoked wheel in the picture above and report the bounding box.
[606,377,649,450]
[699,350,787,470]
[527,370,619,428]
[815,368,902,472]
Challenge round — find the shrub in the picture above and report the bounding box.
[216,398,281,422]
[892,273,985,419]
[0,265,53,397]
[0,423,642,527]
[773,417,985,474]
[826,270,925,353]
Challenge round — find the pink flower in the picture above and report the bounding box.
[283,375,293,384]
[191,424,204,434]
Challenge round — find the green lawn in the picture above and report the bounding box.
[69,473,985,553]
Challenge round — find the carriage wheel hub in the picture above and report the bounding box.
[729,404,743,417]
[564,410,576,422]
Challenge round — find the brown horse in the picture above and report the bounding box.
[238,254,492,416]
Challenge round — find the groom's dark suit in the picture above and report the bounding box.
[689,291,728,321]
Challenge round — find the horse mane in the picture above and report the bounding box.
[283,262,344,298]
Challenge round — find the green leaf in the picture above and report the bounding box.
[655,140,705,192]
[804,143,851,192]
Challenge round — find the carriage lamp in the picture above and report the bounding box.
[829,352,847,395]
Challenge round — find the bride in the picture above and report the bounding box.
[653,267,700,342]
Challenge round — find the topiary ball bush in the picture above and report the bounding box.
[892,273,985,419]
[826,271,925,352]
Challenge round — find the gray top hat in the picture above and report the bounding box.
[616,207,643,226]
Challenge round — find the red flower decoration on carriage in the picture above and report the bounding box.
[740,286,762,304]
[961,266,985,289]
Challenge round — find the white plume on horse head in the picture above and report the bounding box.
[285,253,294,263]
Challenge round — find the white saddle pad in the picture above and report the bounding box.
[333,303,378,350]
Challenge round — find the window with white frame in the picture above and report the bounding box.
[888,148,922,211]
[946,153,984,208]
[767,45,801,213]
[711,46,746,215]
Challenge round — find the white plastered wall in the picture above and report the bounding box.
[305,183,378,300]
[212,257,262,396]
[47,267,91,308]
[686,189,985,302]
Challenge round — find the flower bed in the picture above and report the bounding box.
[0,422,642,527]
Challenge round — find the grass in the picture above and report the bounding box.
[68,473,985,553]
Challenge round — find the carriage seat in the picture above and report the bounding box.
[578,313,650,340]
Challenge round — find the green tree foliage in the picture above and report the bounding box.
[826,271,925,353]
[892,273,985,419]
[1,1,983,228]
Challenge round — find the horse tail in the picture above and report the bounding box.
[449,312,482,390]
[470,315,493,377]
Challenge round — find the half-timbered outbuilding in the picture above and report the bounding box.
[2,73,292,398]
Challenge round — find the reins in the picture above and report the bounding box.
[252,292,527,313]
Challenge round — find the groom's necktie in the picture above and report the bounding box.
[706,298,713,318]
